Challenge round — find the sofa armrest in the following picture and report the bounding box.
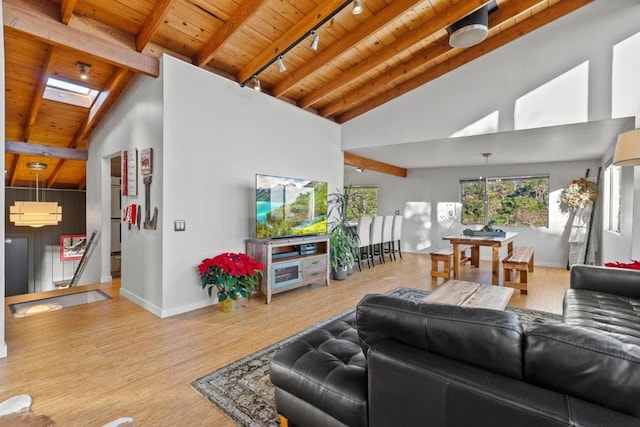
[356,294,524,380]
[570,264,640,299]
[525,322,640,418]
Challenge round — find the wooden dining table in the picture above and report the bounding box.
[442,232,518,285]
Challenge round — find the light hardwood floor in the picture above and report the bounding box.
[1,254,570,426]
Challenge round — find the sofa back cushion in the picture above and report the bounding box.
[356,294,525,380]
[525,322,640,417]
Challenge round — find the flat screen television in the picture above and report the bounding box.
[255,174,328,239]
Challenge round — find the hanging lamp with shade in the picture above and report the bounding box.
[10,162,62,227]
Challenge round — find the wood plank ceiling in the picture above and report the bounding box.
[3,0,593,189]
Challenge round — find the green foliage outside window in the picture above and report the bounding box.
[461,175,549,227]
[344,186,377,221]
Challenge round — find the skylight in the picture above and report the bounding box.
[47,77,92,95]
[44,77,99,108]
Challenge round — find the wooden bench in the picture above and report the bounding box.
[502,246,534,294]
[430,245,474,281]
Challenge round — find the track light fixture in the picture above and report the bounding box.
[310,31,320,51]
[353,0,363,15]
[76,62,91,80]
[277,55,286,73]
[240,0,364,89]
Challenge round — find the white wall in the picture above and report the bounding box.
[160,56,342,315]
[342,0,640,148]
[346,160,597,268]
[342,0,640,265]
[87,55,342,317]
[86,70,164,311]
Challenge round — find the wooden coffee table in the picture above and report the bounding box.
[423,280,514,310]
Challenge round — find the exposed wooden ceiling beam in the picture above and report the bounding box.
[299,0,490,109]
[8,155,21,187]
[60,0,77,24]
[236,0,347,85]
[24,46,56,141]
[336,0,594,122]
[344,152,407,178]
[272,0,422,99]
[77,176,86,190]
[321,0,542,118]
[196,0,269,67]
[3,0,159,77]
[45,160,65,188]
[136,0,177,52]
[75,68,131,147]
[5,141,88,161]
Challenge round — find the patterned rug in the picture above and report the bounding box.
[190,287,562,426]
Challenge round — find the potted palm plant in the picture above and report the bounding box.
[329,228,355,280]
[197,252,263,312]
[328,186,365,275]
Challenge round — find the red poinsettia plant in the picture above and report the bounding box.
[198,252,263,302]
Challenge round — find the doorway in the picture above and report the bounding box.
[110,155,122,278]
[5,236,29,296]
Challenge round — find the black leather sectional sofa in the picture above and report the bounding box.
[269,264,640,426]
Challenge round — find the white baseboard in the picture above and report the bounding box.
[119,288,214,318]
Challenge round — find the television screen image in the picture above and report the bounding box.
[256,174,328,239]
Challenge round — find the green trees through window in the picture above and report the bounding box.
[344,186,378,221]
[461,175,549,227]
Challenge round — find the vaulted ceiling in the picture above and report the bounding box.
[3,0,593,189]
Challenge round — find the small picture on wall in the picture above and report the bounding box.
[60,234,87,261]
[141,148,153,176]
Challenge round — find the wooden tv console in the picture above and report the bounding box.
[245,235,330,304]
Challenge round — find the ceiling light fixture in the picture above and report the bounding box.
[447,2,497,49]
[353,0,364,15]
[310,31,320,51]
[356,167,364,172]
[240,0,363,89]
[252,75,261,92]
[76,62,91,80]
[277,55,287,73]
[613,129,640,166]
[10,162,62,228]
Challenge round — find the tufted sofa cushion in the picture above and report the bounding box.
[563,289,640,346]
[269,312,368,427]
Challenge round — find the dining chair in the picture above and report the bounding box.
[370,216,385,265]
[382,215,395,261]
[392,215,403,259]
[355,216,373,270]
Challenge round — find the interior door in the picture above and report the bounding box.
[5,237,29,296]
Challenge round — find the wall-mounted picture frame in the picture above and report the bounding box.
[60,234,87,261]
[141,147,153,176]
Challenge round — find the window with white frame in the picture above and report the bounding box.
[603,163,621,232]
[460,175,549,227]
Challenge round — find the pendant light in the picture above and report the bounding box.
[10,162,62,228]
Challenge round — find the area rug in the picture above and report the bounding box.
[190,287,562,426]
[10,289,112,318]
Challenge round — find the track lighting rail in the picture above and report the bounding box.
[239,0,359,88]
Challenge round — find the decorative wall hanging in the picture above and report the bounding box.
[125,149,138,196]
[60,234,87,261]
[141,147,158,230]
[141,148,153,176]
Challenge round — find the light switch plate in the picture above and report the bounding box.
[174,220,186,231]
